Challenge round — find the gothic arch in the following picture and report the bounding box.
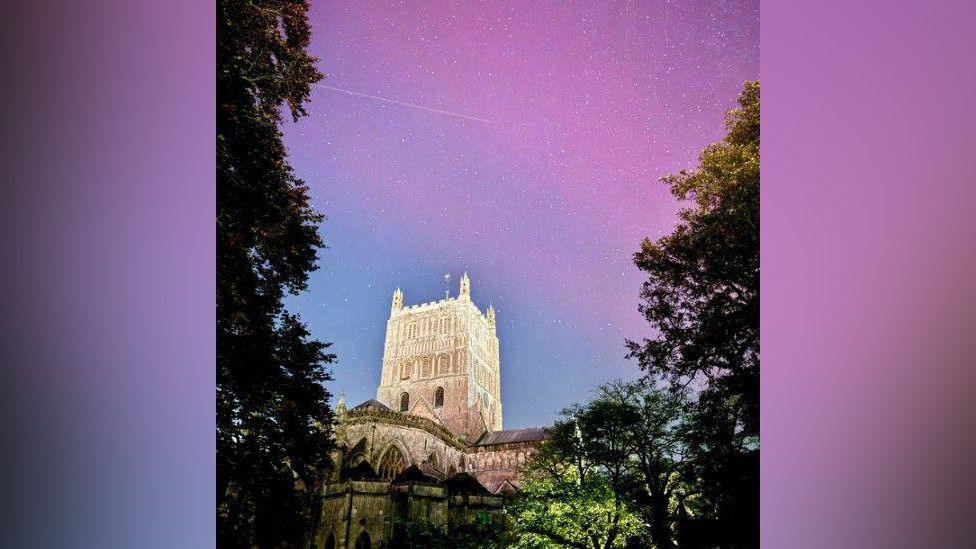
[376,443,408,479]
[399,391,409,411]
[355,531,371,549]
[434,386,444,408]
[347,437,369,468]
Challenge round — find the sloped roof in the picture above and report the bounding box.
[443,472,492,495]
[475,427,548,446]
[492,479,520,495]
[392,465,439,485]
[350,399,391,412]
[341,461,379,481]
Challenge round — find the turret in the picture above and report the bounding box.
[336,392,347,420]
[459,272,471,300]
[391,287,404,314]
[487,303,496,330]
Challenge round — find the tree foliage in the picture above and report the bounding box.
[627,81,760,546]
[508,381,692,548]
[216,1,333,546]
[627,81,759,438]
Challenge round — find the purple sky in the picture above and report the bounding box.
[283,0,758,428]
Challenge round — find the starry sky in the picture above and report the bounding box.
[283,0,758,429]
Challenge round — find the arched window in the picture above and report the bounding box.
[400,392,409,412]
[355,531,371,549]
[434,387,444,408]
[325,533,336,549]
[378,446,406,479]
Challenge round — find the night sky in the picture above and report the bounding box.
[282,0,758,428]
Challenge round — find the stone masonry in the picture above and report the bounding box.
[310,274,547,549]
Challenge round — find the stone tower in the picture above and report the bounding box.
[377,274,502,440]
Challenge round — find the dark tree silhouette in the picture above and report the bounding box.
[216,1,334,546]
[628,81,759,437]
[627,81,760,548]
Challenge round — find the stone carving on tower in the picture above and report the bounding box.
[377,272,502,440]
[391,287,403,313]
[459,272,471,300]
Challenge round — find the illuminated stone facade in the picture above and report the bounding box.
[310,274,547,549]
[377,272,502,440]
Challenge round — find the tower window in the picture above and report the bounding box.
[434,387,444,408]
[400,392,409,412]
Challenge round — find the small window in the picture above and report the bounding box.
[400,392,409,412]
[434,387,444,408]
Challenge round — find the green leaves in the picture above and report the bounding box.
[627,81,760,438]
[508,380,690,548]
[626,81,760,547]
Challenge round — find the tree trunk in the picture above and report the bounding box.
[649,490,676,549]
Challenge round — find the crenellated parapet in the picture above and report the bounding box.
[379,272,503,436]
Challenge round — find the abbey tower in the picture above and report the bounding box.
[376,273,502,440]
[313,273,547,547]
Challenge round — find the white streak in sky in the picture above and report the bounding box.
[318,85,492,124]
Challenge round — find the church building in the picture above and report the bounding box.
[311,273,547,548]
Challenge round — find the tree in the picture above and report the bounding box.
[626,81,760,546]
[216,1,333,546]
[508,400,644,549]
[627,81,759,437]
[597,380,693,549]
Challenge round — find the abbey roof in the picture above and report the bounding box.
[475,427,548,446]
[350,399,391,412]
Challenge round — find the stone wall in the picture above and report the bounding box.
[312,479,505,549]
[336,409,539,490]
[315,481,393,549]
[339,412,467,479]
[467,441,537,492]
